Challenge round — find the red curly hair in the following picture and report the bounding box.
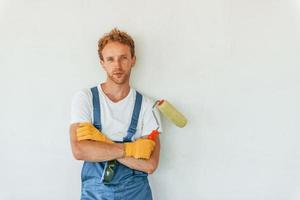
[98,28,135,61]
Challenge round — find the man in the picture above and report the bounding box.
[69,28,162,200]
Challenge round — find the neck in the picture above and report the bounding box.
[101,80,130,103]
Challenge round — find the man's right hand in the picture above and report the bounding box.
[124,138,155,160]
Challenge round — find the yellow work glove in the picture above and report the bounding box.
[124,138,155,159]
[77,122,113,144]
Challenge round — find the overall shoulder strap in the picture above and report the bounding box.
[91,86,102,131]
[123,91,143,142]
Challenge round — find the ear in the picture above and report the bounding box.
[132,56,136,67]
[100,60,105,68]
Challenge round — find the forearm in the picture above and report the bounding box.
[117,156,157,174]
[117,136,160,174]
[73,140,124,162]
[70,123,124,162]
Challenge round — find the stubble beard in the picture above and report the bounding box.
[108,71,131,85]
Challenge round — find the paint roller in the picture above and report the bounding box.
[147,99,188,140]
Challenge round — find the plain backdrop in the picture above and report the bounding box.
[1,0,300,199]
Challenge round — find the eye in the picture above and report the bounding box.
[106,58,113,62]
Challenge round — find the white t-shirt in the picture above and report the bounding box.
[70,84,163,142]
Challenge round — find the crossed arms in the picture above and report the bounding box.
[69,123,160,174]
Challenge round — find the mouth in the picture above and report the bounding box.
[113,72,124,76]
[112,73,124,79]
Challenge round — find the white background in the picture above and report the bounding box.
[1,0,300,199]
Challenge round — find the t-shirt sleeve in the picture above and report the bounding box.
[70,89,92,124]
[141,98,163,137]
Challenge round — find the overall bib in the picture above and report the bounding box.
[80,86,153,200]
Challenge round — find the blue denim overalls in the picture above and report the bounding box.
[80,86,153,200]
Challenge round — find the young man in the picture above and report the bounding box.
[69,28,162,200]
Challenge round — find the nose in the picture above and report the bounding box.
[113,59,122,69]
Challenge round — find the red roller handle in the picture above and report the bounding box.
[147,130,159,140]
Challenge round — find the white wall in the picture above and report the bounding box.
[1,0,300,199]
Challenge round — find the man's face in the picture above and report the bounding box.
[100,41,136,85]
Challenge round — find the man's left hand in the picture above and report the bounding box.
[76,122,113,144]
